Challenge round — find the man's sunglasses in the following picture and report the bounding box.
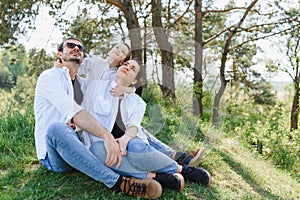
[63,42,85,52]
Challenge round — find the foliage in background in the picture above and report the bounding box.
[0,0,41,46]
[0,45,29,89]
[0,46,56,104]
[224,87,300,180]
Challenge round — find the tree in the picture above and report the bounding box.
[288,28,300,131]
[106,0,144,95]
[1,0,298,126]
[0,45,28,89]
[280,10,300,130]
[12,47,54,103]
[264,0,300,130]
[27,48,55,78]
[0,0,41,47]
[211,0,259,125]
[194,0,203,116]
[151,0,175,99]
[0,65,10,88]
[106,0,142,60]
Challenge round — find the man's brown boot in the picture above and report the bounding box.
[119,177,162,199]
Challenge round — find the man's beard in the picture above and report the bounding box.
[69,58,81,64]
[63,57,81,64]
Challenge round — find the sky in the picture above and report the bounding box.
[20,1,294,82]
[21,5,64,53]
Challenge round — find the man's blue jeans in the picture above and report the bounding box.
[40,122,178,187]
[40,122,125,188]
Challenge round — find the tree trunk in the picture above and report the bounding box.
[106,0,144,96]
[212,0,258,125]
[212,55,229,125]
[288,24,300,131]
[290,75,300,131]
[193,0,203,117]
[151,0,175,99]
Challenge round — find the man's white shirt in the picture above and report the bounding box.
[34,67,84,160]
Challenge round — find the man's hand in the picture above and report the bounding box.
[66,122,76,130]
[72,110,123,168]
[103,134,123,168]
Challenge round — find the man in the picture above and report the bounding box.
[34,37,162,199]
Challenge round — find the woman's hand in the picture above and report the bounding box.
[116,134,133,155]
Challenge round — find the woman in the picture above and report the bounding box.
[81,59,211,191]
[79,42,205,167]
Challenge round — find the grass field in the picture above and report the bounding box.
[1,108,299,200]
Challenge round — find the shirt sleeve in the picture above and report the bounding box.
[35,69,76,121]
[124,94,146,129]
[79,57,108,82]
[73,100,84,115]
[78,58,90,75]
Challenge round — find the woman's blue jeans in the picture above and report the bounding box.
[40,122,122,188]
[90,137,179,178]
[143,128,175,158]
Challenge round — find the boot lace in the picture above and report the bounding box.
[124,179,147,196]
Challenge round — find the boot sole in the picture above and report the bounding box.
[189,147,205,167]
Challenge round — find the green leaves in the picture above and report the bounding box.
[0,0,41,46]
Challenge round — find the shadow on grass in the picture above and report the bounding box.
[17,166,134,200]
[5,164,205,199]
[217,150,284,200]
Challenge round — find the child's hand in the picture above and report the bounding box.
[110,85,135,97]
[54,59,64,68]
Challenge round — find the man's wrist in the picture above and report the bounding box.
[101,130,114,140]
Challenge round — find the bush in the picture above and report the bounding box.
[224,94,300,180]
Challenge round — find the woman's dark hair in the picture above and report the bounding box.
[57,37,84,52]
[132,58,144,86]
[131,58,144,97]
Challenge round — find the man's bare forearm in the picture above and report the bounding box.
[72,109,122,167]
[72,110,111,140]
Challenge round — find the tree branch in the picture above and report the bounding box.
[226,9,300,54]
[203,25,234,45]
[237,16,299,33]
[173,0,193,25]
[204,6,246,15]
[230,27,292,51]
[106,0,125,11]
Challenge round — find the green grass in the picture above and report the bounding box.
[0,102,299,199]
